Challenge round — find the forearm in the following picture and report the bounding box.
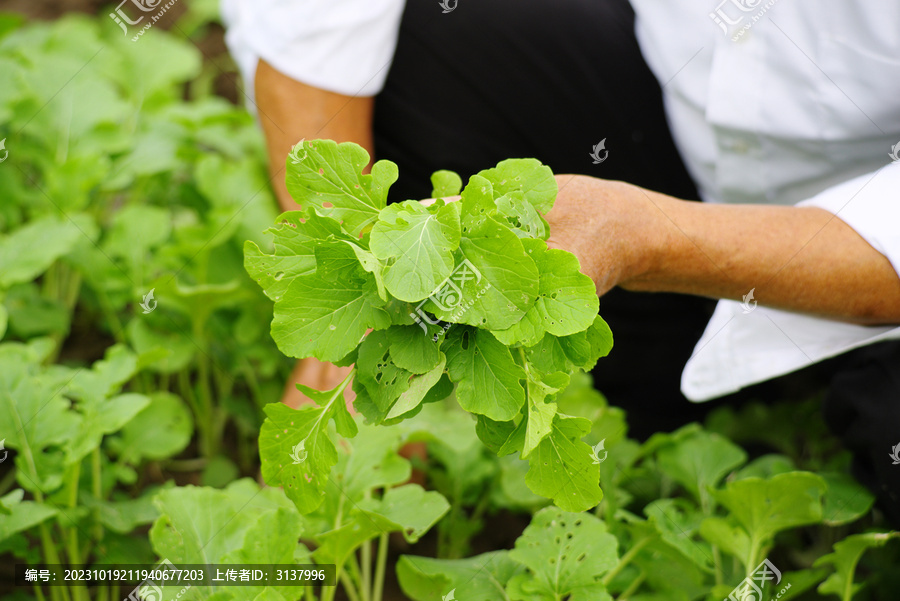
[254,59,375,211]
[626,190,900,324]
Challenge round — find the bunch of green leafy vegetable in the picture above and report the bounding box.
[246,139,613,514]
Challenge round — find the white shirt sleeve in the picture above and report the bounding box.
[682,163,900,402]
[220,0,405,104]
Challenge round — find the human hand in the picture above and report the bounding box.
[545,175,670,296]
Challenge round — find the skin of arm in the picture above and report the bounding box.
[547,175,900,325]
[255,58,375,211]
[255,59,373,407]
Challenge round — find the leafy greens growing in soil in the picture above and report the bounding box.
[246,140,613,514]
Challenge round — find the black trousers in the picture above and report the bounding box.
[372,0,900,525]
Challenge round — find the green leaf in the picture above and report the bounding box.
[733,454,795,481]
[386,354,447,419]
[699,516,750,565]
[493,239,598,346]
[0,490,57,544]
[427,214,538,331]
[244,211,347,302]
[711,472,827,560]
[355,330,415,421]
[0,346,80,493]
[430,170,463,198]
[357,484,450,543]
[103,205,171,277]
[397,551,525,601]
[475,414,518,456]
[495,191,550,240]
[507,507,617,601]
[271,260,390,362]
[814,532,899,601]
[477,158,557,214]
[645,498,714,571]
[656,430,746,507]
[525,315,613,376]
[387,325,442,374]
[336,422,410,502]
[4,282,70,339]
[345,240,387,300]
[820,472,875,526]
[370,200,461,302]
[522,372,569,458]
[258,375,357,514]
[445,328,526,422]
[0,214,86,287]
[85,489,164,534]
[117,392,193,463]
[284,139,398,236]
[524,414,603,512]
[150,481,298,566]
[150,481,302,600]
[63,345,149,463]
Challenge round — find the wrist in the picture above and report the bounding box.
[617,188,692,292]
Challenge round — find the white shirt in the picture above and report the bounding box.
[221,0,900,401]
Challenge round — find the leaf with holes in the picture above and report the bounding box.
[492,238,598,347]
[507,507,617,601]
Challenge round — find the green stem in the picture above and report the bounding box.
[95,288,126,344]
[347,553,365,592]
[713,546,724,587]
[64,463,91,601]
[38,522,69,601]
[339,571,362,601]
[92,449,103,542]
[65,462,81,566]
[746,537,765,580]
[602,536,652,587]
[361,493,372,601]
[616,571,646,601]
[193,326,215,458]
[371,533,389,601]
[33,584,47,601]
[0,467,18,496]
